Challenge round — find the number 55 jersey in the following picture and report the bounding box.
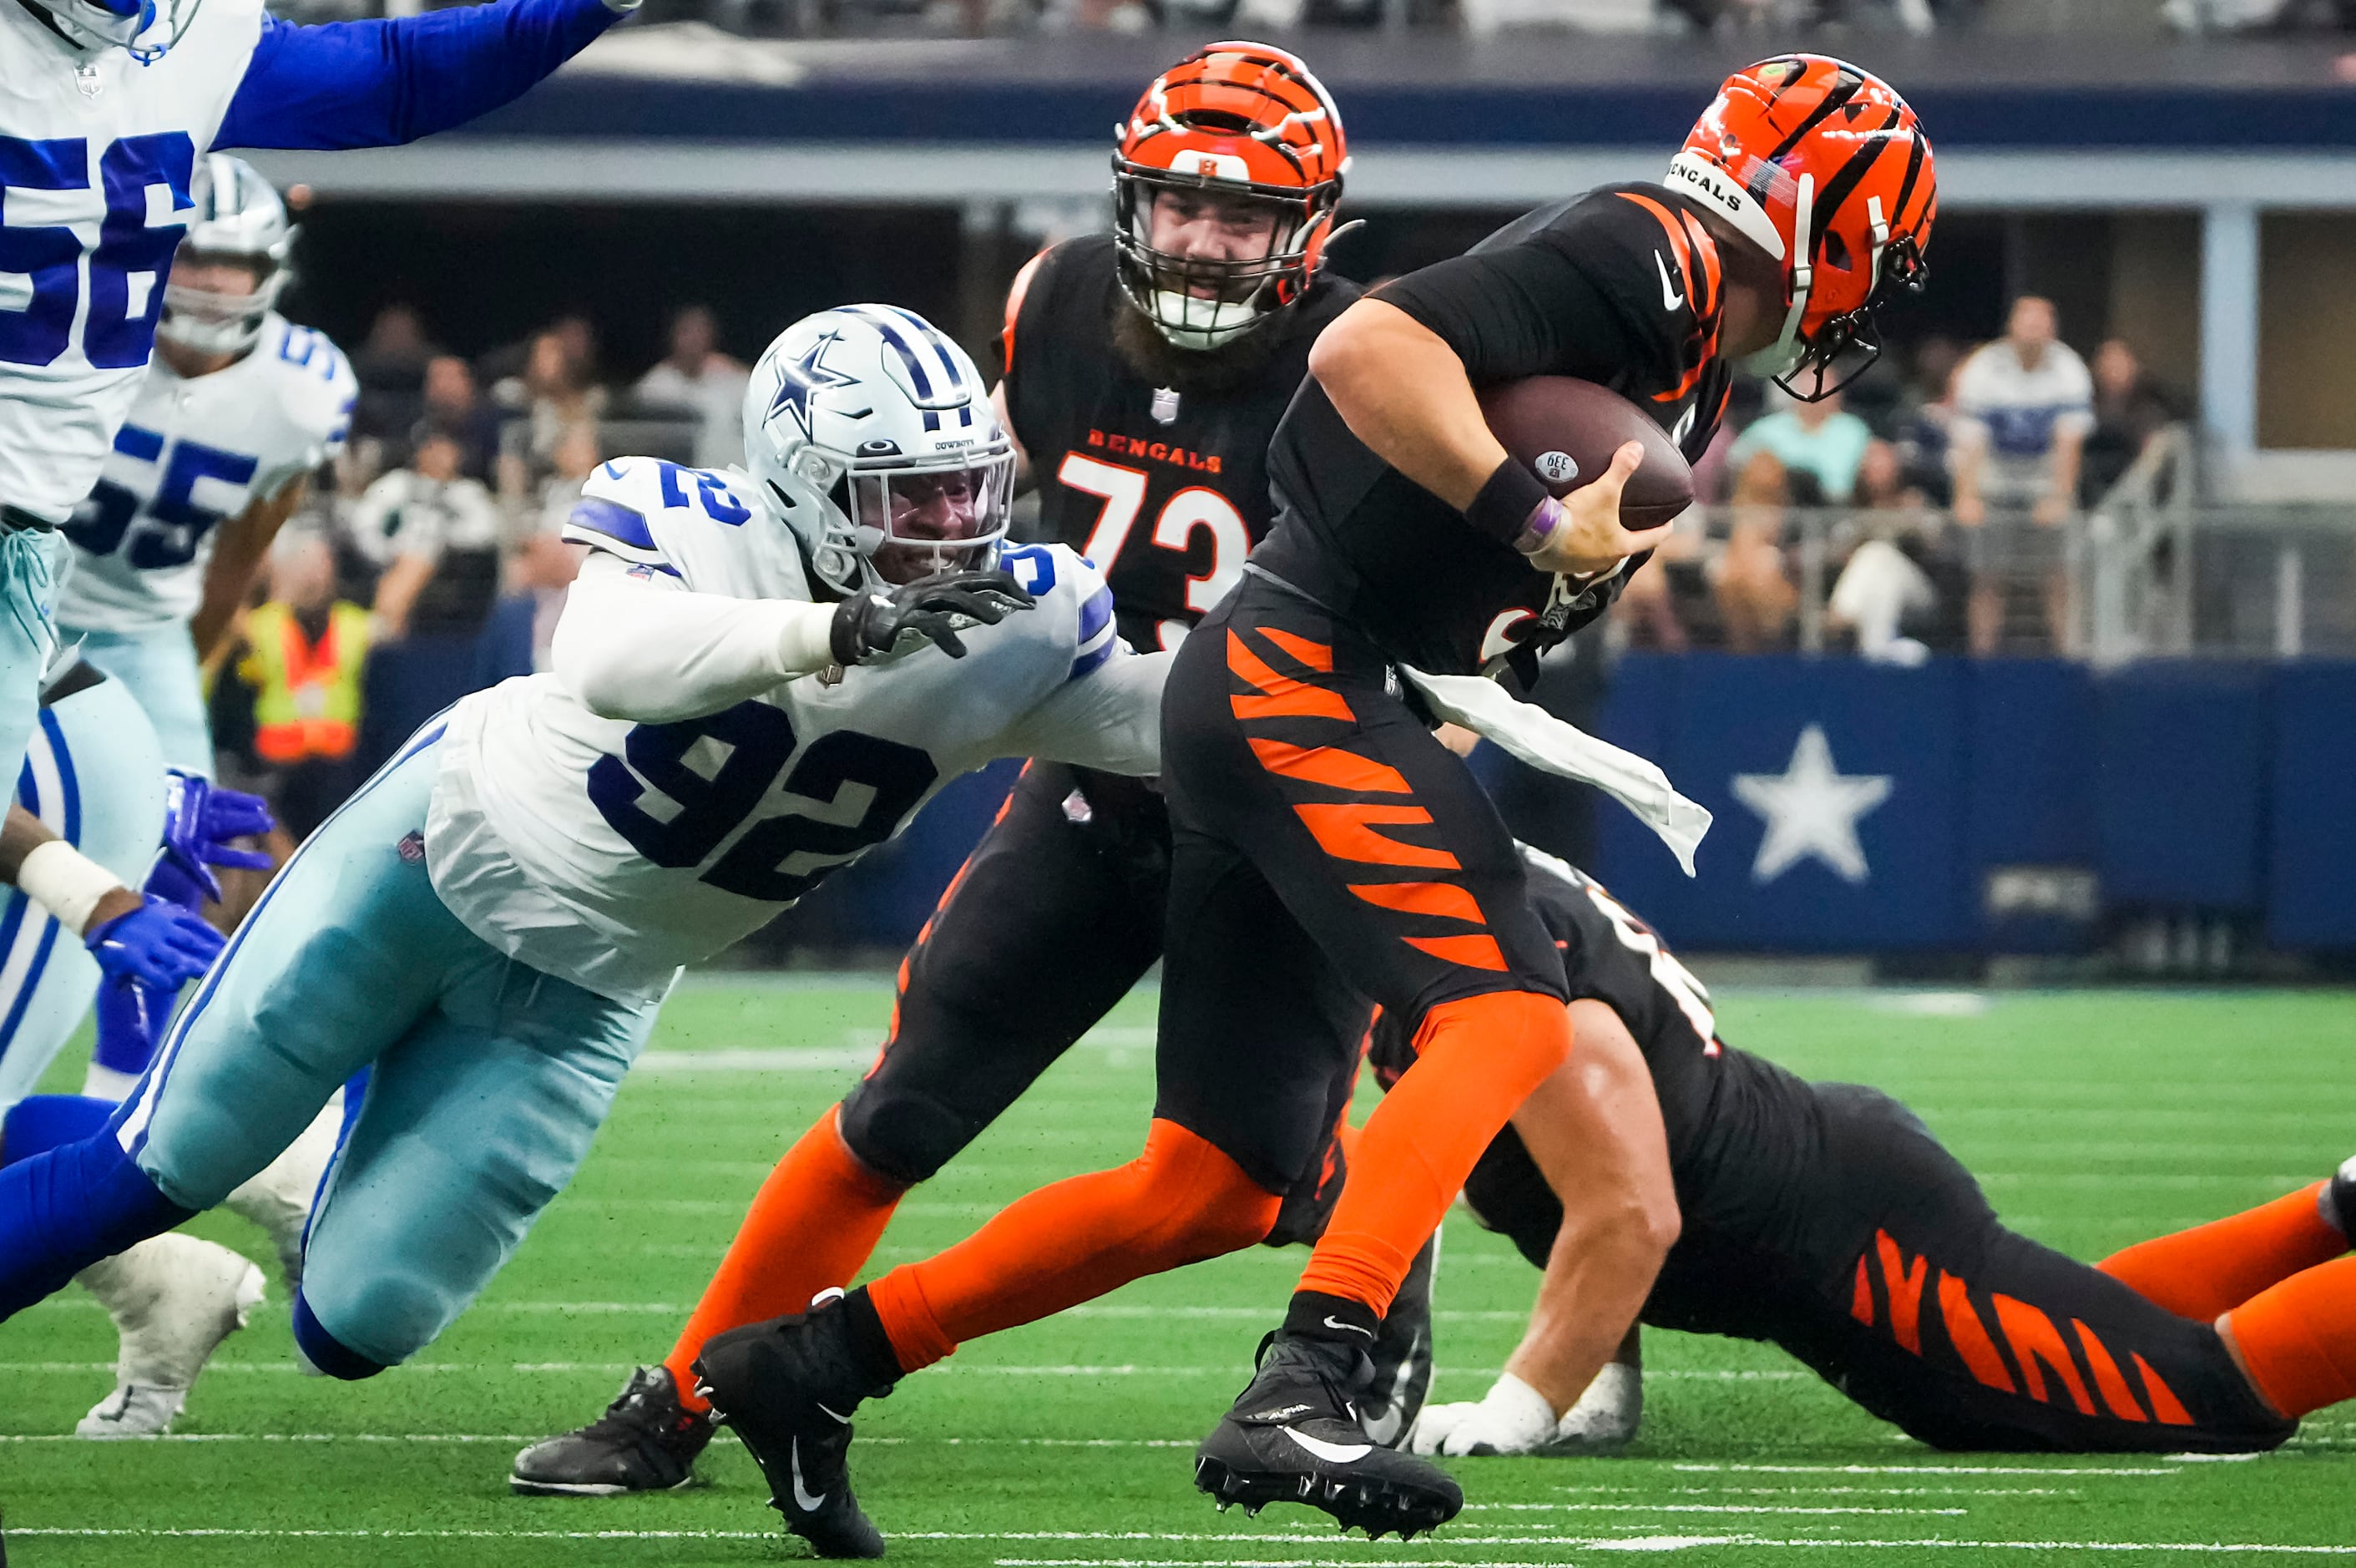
[56,316,354,633]
[425,455,1162,1005]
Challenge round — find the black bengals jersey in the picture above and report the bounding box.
[1368,844,1818,1257]
[1370,847,2293,1454]
[1254,185,1736,676]
[1002,232,1358,653]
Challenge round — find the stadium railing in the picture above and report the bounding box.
[1661,432,2355,665]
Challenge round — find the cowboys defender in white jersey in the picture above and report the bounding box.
[0,306,1168,1389]
[58,154,354,777]
[0,0,637,822]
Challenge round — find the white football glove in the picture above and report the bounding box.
[1408,1363,1642,1457]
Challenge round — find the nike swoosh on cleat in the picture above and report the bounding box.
[1280,1426,1373,1464]
[791,1437,827,1511]
[1655,250,1685,311]
[1323,1317,1375,1338]
[817,1403,852,1425]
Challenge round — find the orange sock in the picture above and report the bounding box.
[863,1117,1278,1373]
[664,1106,906,1411]
[1297,989,1570,1316]
[2223,1254,2356,1419]
[2099,1183,2344,1323]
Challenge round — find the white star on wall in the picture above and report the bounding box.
[1730,724,1893,885]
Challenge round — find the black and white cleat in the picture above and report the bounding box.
[1196,1332,1462,1540]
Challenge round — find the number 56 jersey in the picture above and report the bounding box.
[423,456,1164,1006]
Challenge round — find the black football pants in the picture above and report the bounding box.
[834,758,1355,1243]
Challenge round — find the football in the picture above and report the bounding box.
[1475,376,1696,530]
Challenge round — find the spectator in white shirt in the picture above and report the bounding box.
[1948,297,2094,653]
[635,305,749,470]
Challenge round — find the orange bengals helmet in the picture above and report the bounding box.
[1112,41,1347,352]
[1667,56,1934,401]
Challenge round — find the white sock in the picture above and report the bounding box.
[2319,1156,2354,1238]
[79,1062,139,1102]
[222,1091,343,1287]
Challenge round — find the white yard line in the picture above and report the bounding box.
[18,1527,2356,1556]
[1467,1504,1969,1517]
[1669,1463,2178,1477]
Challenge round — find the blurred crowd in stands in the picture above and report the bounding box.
[212,286,2182,831]
[274,0,2356,36]
[1619,293,2188,664]
[206,303,746,823]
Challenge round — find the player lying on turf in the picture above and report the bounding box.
[0,306,1167,1388]
[1406,847,2352,1459]
[509,41,1454,1505]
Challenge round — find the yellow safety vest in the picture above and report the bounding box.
[243,600,370,765]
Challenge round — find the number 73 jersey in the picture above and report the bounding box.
[55,315,354,632]
[422,456,1164,1005]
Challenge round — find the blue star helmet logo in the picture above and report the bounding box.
[768,330,857,439]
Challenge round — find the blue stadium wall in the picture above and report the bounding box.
[756,656,2356,958]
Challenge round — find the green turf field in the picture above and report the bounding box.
[6,983,2354,1566]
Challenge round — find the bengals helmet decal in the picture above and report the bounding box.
[1668,55,1934,401]
[1111,41,1348,352]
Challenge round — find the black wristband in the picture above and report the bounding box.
[1463,457,1551,545]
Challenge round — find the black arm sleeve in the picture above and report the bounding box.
[1373,239,1641,387]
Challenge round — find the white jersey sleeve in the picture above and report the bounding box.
[423,498,1160,1004]
[53,315,356,635]
[248,319,357,501]
[985,544,1161,776]
[552,551,837,723]
[994,646,1168,777]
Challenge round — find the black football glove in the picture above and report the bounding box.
[828,568,1036,665]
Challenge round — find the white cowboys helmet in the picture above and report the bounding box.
[743,305,1015,593]
[157,156,295,358]
[23,0,200,58]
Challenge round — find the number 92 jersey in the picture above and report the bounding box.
[423,455,1162,1006]
[55,316,354,632]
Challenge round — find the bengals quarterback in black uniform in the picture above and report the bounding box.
[1401,847,2318,1458]
[1185,58,1938,1535]
[508,42,1406,1513]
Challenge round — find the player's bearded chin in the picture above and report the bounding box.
[1111,294,1283,398]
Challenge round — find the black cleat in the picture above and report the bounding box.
[2327,1155,2356,1242]
[510,1365,713,1496]
[1357,1236,1438,1448]
[693,1295,895,1559]
[1196,1332,1462,1540]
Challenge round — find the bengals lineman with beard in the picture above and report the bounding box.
[508,43,1444,1520]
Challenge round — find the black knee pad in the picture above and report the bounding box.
[836,1080,973,1188]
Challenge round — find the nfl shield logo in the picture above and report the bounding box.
[1150,387,1181,426]
[397,830,426,863]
